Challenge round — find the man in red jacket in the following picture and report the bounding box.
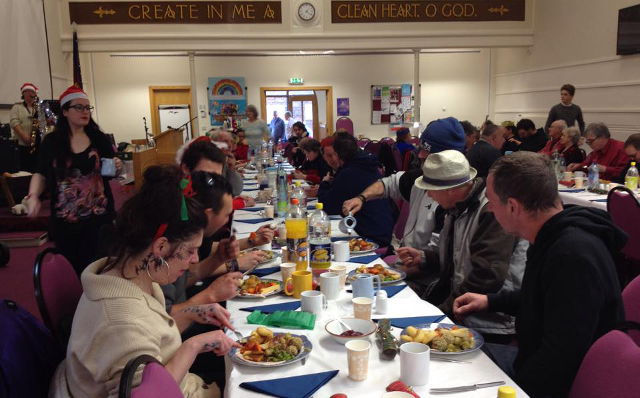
[567,122,628,180]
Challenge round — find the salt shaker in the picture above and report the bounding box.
[376,290,388,314]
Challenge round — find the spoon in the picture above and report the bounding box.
[336,318,351,332]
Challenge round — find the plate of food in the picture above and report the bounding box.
[398,323,484,355]
[239,248,280,265]
[347,264,406,285]
[349,238,379,255]
[237,276,282,298]
[230,327,312,367]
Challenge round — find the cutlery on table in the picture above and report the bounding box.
[430,357,471,364]
[430,381,505,394]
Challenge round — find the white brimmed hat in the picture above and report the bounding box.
[414,150,477,191]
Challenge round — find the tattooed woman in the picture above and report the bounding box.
[50,165,239,398]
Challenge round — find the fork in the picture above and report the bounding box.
[230,329,244,342]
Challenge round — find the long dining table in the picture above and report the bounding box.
[222,167,529,398]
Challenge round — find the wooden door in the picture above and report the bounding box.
[287,95,319,140]
[148,86,193,136]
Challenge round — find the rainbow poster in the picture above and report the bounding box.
[207,77,247,126]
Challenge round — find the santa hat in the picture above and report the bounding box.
[20,83,38,93]
[59,86,89,106]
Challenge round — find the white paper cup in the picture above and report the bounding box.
[329,263,347,287]
[332,241,350,262]
[346,339,370,381]
[280,262,296,283]
[574,177,584,188]
[400,342,430,386]
[262,205,274,219]
[319,272,341,300]
[352,297,373,320]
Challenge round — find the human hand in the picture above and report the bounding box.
[342,197,364,216]
[192,330,241,355]
[252,225,275,246]
[322,173,333,183]
[237,250,268,271]
[26,195,41,217]
[452,293,489,319]
[182,303,233,329]
[205,272,242,302]
[293,170,306,179]
[240,195,256,207]
[211,237,239,264]
[567,163,580,172]
[597,164,607,173]
[396,247,424,269]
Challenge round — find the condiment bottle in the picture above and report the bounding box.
[497,386,516,398]
[376,290,388,314]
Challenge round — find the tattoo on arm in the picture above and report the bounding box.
[203,342,220,350]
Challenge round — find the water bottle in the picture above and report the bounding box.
[551,150,560,180]
[625,161,639,191]
[291,181,307,213]
[267,140,274,159]
[588,162,599,190]
[309,203,331,275]
[276,161,289,217]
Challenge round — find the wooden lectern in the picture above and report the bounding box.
[132,128,185,189]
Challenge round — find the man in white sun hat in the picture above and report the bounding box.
[407,150,527,340]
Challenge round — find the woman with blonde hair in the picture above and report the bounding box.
[240,104,270,153]
[559,126,585,165]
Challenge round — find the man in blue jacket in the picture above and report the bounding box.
[269,111,285,144]
[318,132,393,247]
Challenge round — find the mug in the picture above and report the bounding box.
[100,157,116,177]
[319,272,341,300]
[284,270,312,299]
[280,262,296,283]
[400,342,430,386]
[351,273,381,299]
[332,241,350,262]
[300,290,327,314]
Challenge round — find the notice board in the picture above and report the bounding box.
[371,84,413,124]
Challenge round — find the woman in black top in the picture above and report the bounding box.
[285,121,310,168]
[26,86,121,274]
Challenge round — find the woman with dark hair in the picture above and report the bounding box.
[50,165,238,398]
[286,121,310,168]
[233,128,249,161]
[293,137,331,184]
[26,86,121,274]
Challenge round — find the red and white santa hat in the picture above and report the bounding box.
[20,83,38,93]
[59,86,89,106]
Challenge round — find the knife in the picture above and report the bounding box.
[430,381,505,394]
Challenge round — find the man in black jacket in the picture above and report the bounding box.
[453,151,626,398]
[466,124,505,178]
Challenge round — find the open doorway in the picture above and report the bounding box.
[260,86,333,141]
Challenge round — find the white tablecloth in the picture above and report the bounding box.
[224,197,529,397]
[558,186,608,211]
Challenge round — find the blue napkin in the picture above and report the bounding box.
[239,301,301,314]
[306,205,316,210]
[377,315,447,328]
[331,236,360,242]
[349,254,380,264]
[590,198,608,202]
[235,217,273,224]
[347,284,407,298]
[559,188,585,193]
[242,206,265,212]
[239,370,339,398]
[250,266,280,277]
[243,188,259,192]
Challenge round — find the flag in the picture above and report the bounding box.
[72,24,82,89]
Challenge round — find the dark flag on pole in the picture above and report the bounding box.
[72,23,82,89]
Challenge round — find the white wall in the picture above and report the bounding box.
[492,0,640,141]
[87,51,491,142]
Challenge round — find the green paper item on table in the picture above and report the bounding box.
[247,310,316,330]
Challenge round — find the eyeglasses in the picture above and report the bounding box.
[69,104,94,112]
[586,136,601,145]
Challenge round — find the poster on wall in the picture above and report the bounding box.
[207,77,247,126]
[337,98,350,116]
[371,84,413,124]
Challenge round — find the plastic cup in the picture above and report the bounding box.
[352,297,373,320]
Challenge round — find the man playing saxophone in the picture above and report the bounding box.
[9,83,39,172]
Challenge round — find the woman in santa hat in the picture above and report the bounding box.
[26,86,121,275]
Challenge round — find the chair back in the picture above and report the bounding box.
[357,138,371,149]
[33,248,83,347]
[335,117,354,135]
[409,136,420,146]
[391,145,403,171]
[607,186,640,261]
[364,141,381,157]
[379,137,395,146]
[119,355,183,398]
[623,275,640,345]
[569,329,640,398]
[393,200,410,242]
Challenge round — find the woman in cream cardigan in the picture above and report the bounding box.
[51,165,240,398]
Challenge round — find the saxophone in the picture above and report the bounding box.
[29,96,48,154]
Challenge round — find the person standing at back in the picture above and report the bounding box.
[545,84,585,134]
[269,110,285,144]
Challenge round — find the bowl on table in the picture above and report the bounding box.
[324,317,377,345]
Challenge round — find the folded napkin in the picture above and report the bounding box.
[235,217,273,224]
[240,370,339,398]
[331,236,360,242]
[250,266,280,277]
[240,301,301,314]
[349,254,380,264]
[243,188,259,192]
[590,198,608,202]
[348,284,407,298]
[559,188,586,193]
[247,310,315,329]
[377,315,447,328]
[242,206,265,212]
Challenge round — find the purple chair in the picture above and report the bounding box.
[33,248,83,347]
[119,355,183,398]
[357,138,371,149]
[379,137,395,146]
[391,145,403,171]
[409,136,420,146]
[623,275,640,344]
[393,200,410,242]
[569,329,640,398]
[607,186,640,283]
[336,117,354,135]
[364,141,381,157]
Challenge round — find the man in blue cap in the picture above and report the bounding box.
[342,117,467,294]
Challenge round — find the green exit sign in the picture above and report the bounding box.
[289,77,304,85]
